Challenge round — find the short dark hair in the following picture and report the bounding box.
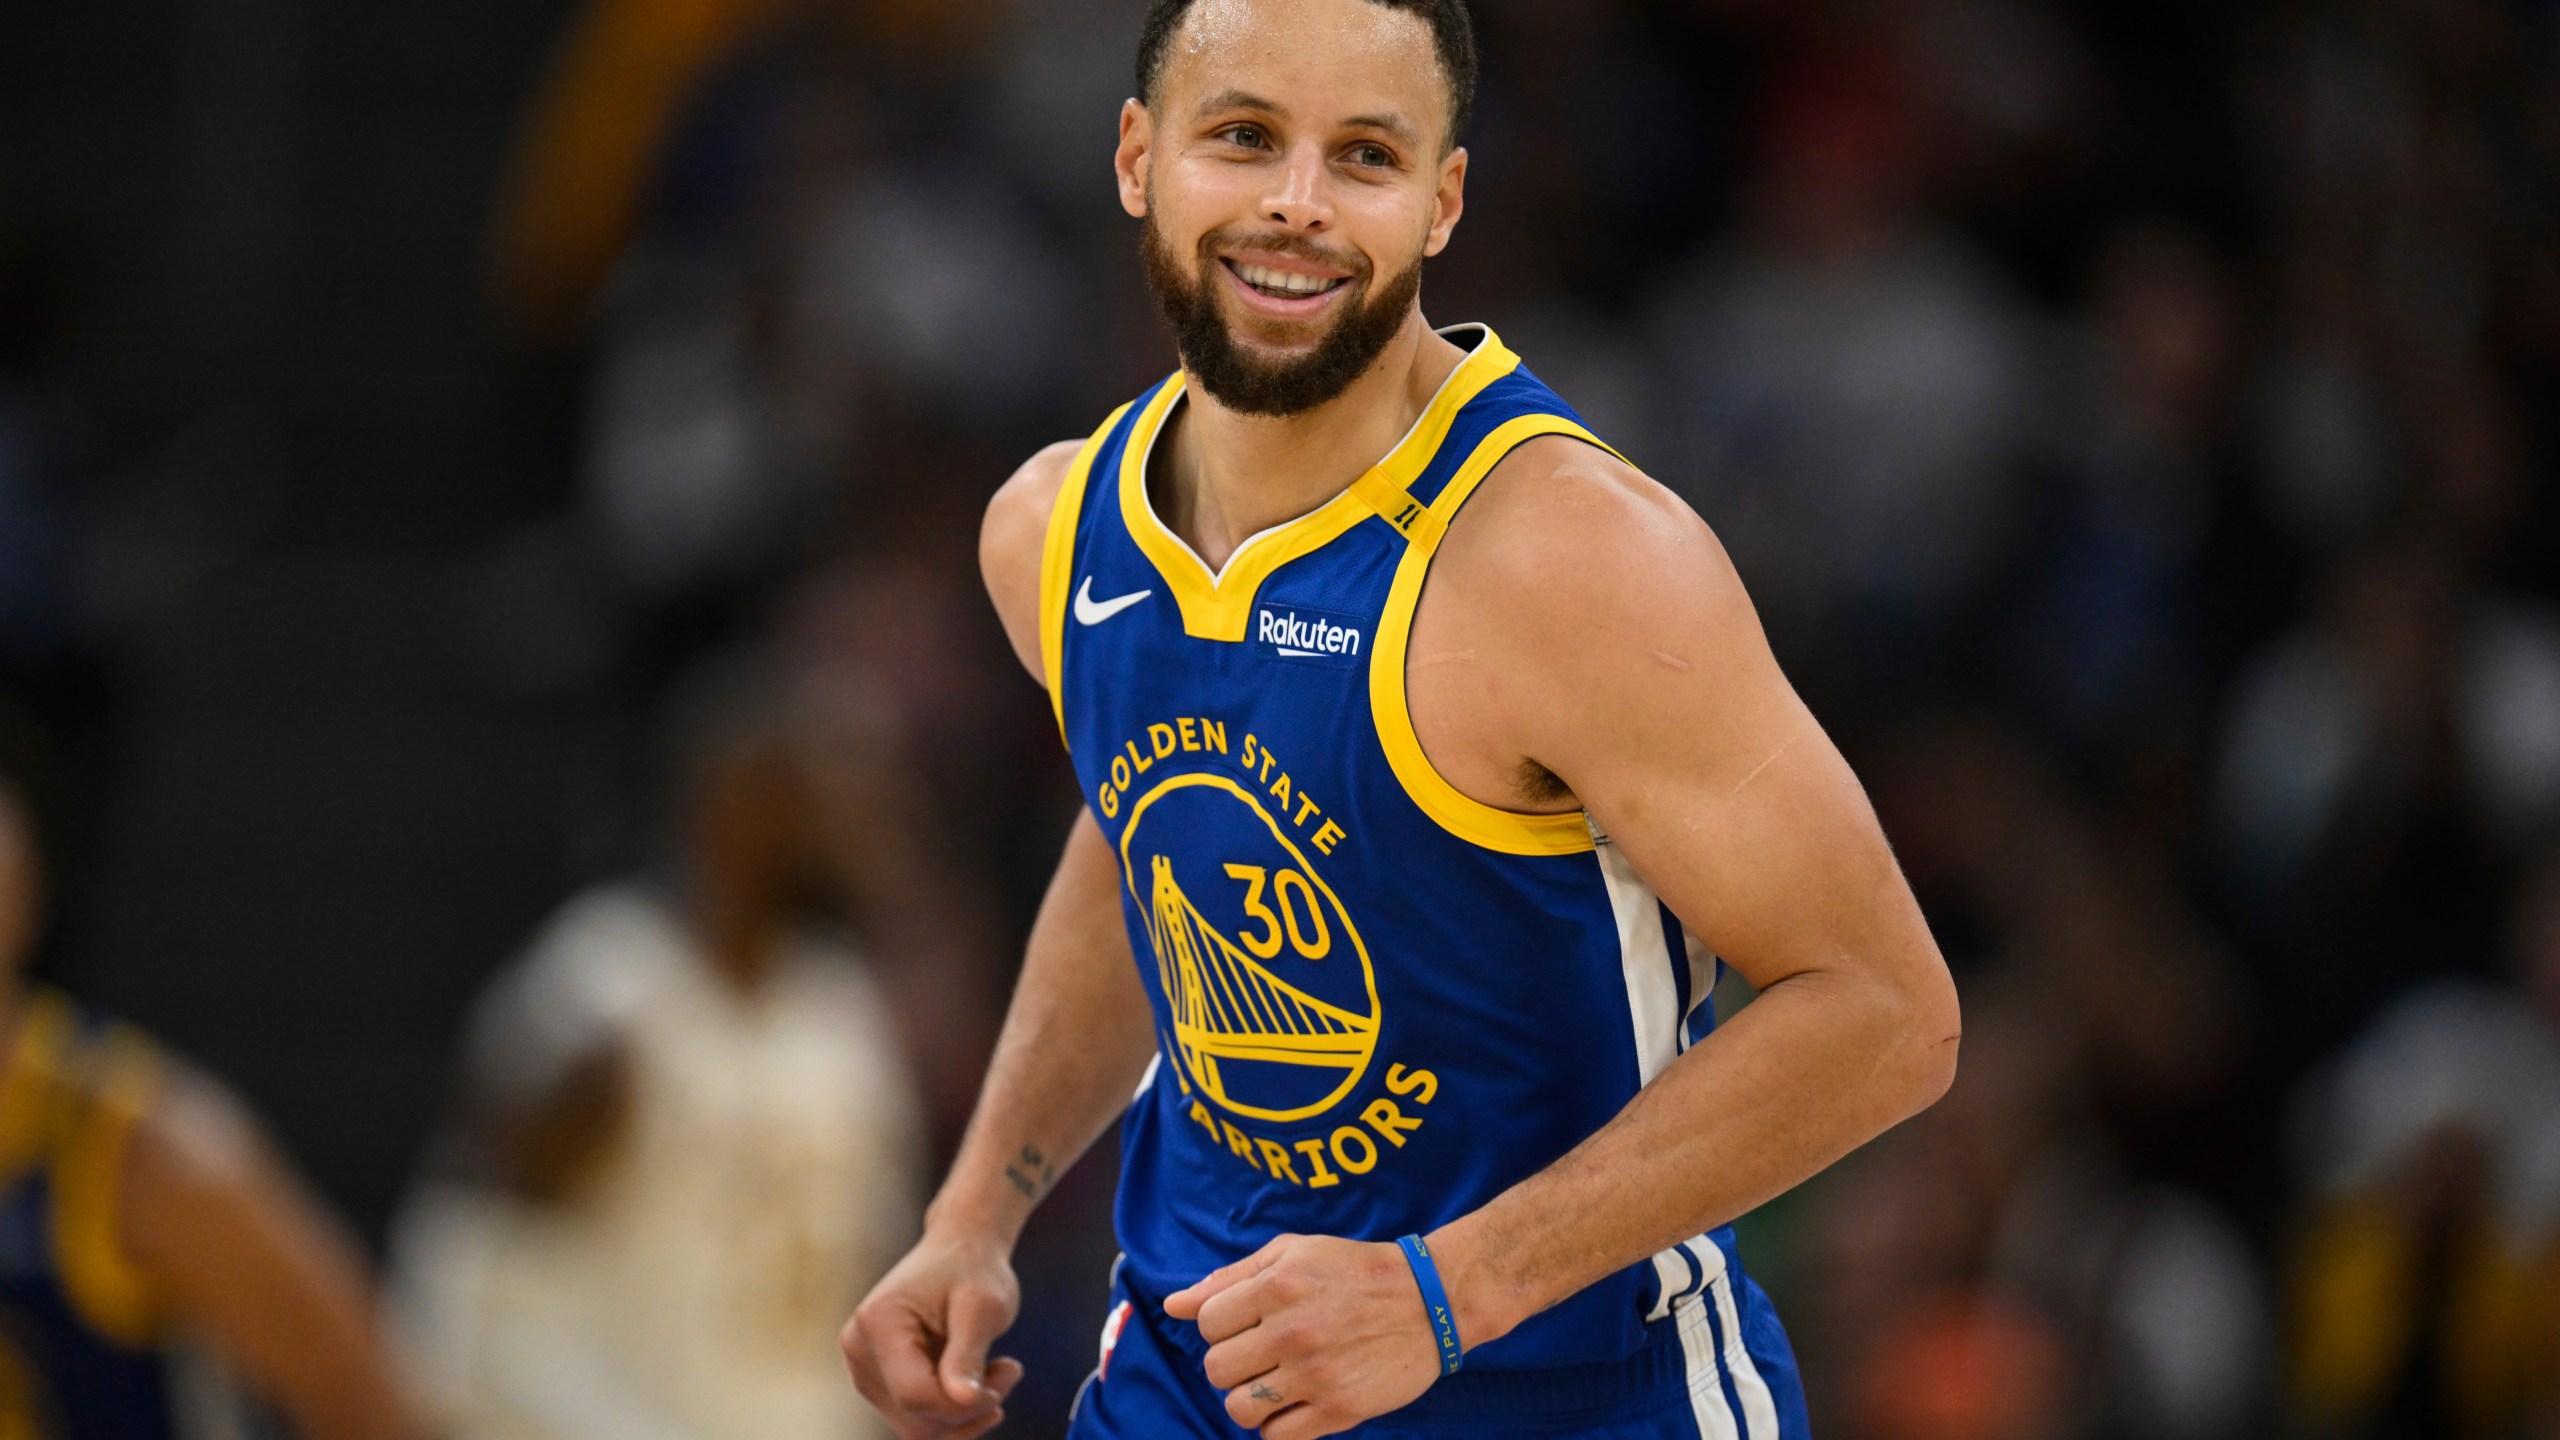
[1136,0,1479,150]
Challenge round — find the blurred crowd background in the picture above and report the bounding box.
[3,0,2558,1435]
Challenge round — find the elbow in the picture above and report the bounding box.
[1896,969,1961,1118]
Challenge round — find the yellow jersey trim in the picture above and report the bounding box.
[52,1026,166,1348]
[1039,403,1134,742]
[1118,327,1522,643]
[0,993,73,1189]
[1370,413,1625,857]
[1348,469,1447,549]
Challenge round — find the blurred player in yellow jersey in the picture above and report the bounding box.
[0,751,423,1438]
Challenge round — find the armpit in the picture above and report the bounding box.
[1513,757,1574,807]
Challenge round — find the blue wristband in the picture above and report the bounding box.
[1395,1234,1464,1376]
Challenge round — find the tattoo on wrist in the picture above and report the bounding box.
[1002,1143,1057,1202]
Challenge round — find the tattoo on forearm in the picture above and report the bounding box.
[1003,1143,1057,1202]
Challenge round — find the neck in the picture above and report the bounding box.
[1155,312,1468,572]
[685,874,780,995]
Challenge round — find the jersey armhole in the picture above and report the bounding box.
[1368,415,1625,857]
[1038,402,1135,744]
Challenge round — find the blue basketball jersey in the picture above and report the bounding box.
[1042,326,1802,1428]
[0,990,182,1440]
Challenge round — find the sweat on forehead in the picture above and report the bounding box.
[1135,0,1479,148]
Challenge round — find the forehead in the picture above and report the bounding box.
[1158,0,1448,138]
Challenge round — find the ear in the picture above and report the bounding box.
[1422,146,1467,258]
[1116,98,1153,219]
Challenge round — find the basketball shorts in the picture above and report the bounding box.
[1066,1266,1810,1439]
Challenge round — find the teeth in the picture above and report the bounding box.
[1234,263,1339,296]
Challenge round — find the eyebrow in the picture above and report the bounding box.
[1193,89,1424,148]
[1196,88,1284,118]
[1344,112,1422,147]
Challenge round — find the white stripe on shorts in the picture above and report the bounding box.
[1674,1294,1742,1440]
[1709,1270,1779,1440]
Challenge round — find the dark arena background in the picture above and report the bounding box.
[3,0,2558,1436]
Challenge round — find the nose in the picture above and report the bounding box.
[1261,141,1334,234]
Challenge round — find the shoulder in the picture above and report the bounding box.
[981,437,1090,572]
[118,1056,290,1280]
[461,884,676,1083]
[981,437,1093,681]
[128,1059,265,1200]
[1416,433,1787,764]
[1435,434,1751,647]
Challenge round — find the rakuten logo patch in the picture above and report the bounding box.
[1253,605,1368,670]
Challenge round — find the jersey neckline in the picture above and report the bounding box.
[1116,324,1521,642]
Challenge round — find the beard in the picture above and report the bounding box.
[1140,212,1424,417]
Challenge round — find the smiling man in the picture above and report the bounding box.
[839,2,1960,1437]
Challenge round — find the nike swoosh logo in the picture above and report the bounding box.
[1073,576,1152,626]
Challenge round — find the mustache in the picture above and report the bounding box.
[1196,228,1371,281]
[1140,208,1423,417]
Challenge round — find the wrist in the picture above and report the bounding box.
[921,1180,1030,1253]
[927,1133,1071,1249]
[1420,1218,1530,1352]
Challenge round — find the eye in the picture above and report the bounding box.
[1348,143,1396,168]
[1218,124,1267,149]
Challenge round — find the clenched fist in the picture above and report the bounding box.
[842,1231,1027,1440]
[1166,1233,1448,1439]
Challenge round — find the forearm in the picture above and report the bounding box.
[928,807,1156,1248]
[1430,965,1955,1345]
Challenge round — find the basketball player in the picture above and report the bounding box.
[0,769,421,1437]
[844,2,1961,1436]
[393,665,923,1440]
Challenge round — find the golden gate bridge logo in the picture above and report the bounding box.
[1121,774,1380,1123]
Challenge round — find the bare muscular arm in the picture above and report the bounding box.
[1412,438,1959,1344]
[843,442,1161,1440]
[124,1067,424,1440]
[1172,439,1958,1440]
